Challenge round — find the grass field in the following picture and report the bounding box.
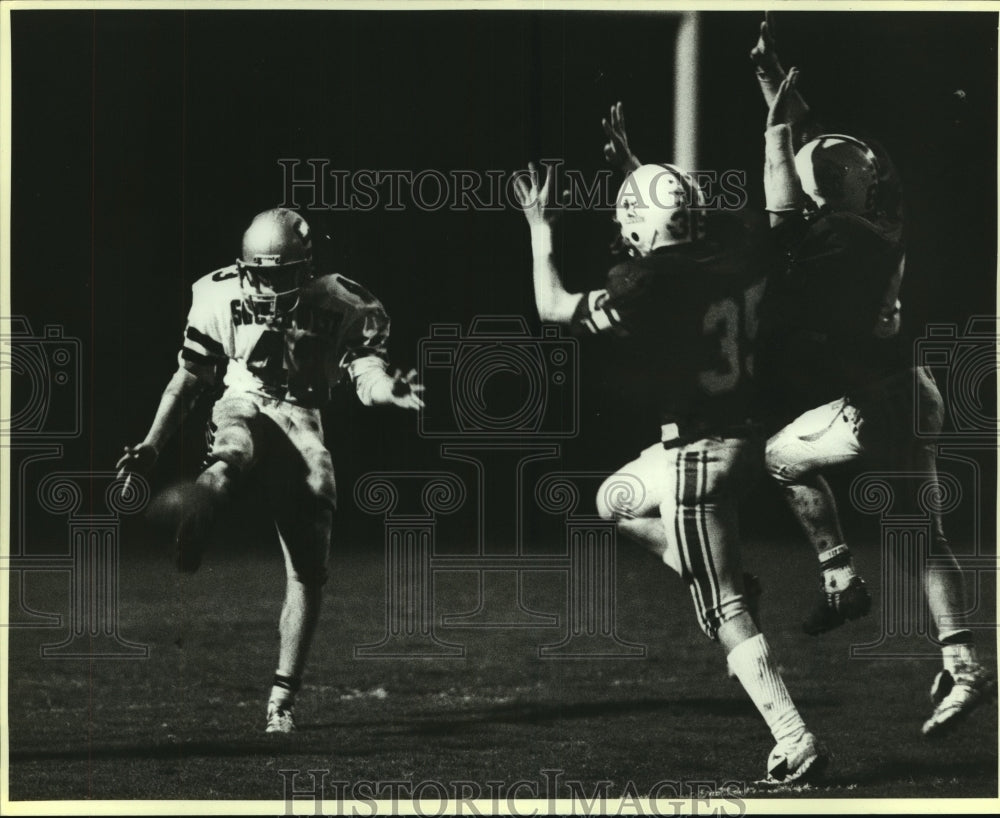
[6,531,998,808]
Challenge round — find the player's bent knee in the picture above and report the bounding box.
[765,434,805,485]
[197,459,244,497]
[596,472,645,521]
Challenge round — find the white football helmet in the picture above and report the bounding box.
[237,208,314,320]
[794,134,880,218]
[614,163,706,256]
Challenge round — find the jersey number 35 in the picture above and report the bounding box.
[698,279,766,395]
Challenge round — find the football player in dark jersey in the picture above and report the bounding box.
[117,208,424,734]
[514,159,827,785]
[753,17,995,737]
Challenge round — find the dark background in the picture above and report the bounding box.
[10,9,998,552]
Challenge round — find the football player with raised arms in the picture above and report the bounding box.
[117,208,424,734]
[751,15,995,736]
[513,148,827,784]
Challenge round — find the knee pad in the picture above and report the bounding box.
[205,428,256,476]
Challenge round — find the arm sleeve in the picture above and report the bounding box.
[763,124,805,214]
[570,288,622,336]
[569,262,649,337]
[341,299,392,403]
[177,284,227,386]
[340,301,391,369]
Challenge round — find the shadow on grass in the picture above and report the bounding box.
[8,738,373,763]
[10,696,838,762]
[304,694,837,735]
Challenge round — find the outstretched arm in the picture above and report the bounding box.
[514,162,582,324]
[116,367,206,474]
[750,13,811,139]
[352,359,425,410]
[343,309,425,410]
[764,69,808,228]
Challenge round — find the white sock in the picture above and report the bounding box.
[820,543,856,594]
[269,688,293,708]
[727,633,807,745]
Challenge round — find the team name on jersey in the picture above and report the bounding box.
[228,297,348,337]
[230,299,271,327]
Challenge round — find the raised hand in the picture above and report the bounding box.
[749,12,781,74]
[602,101,640,174]
[768,67,800,129]
[513,161,557,229]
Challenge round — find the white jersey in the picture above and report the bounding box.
[179,265,390,407]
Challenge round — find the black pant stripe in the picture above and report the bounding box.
[680,450,713,634]
[673,450,692,582]
[696,450,722,612]
[674,455,709,635]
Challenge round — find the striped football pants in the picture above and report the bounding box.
[599,436,758,640]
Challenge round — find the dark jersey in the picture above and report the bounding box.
[756,211,908,428]
[571,239,767,432]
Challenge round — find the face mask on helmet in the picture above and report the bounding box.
[237,208,314,320]
[614,163,706,257]
[794,134,881,218]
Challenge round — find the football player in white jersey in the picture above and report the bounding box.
[117,208,424,734]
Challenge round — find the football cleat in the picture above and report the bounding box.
[265,702,296,734]
[922,663,997,738]
[802,575,871,635]
[757,731,829,787]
